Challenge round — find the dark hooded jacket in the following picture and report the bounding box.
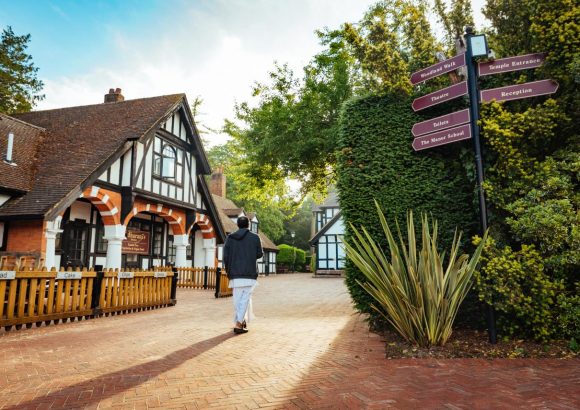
[223,228,263,280]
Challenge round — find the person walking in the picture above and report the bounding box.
[223,216,263,334]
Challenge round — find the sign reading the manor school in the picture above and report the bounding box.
[480,79,558,103]
[479,53,546,77]
[122,229,150,255]
[412,109,470,137]
[412,124,472,151]
[410,54,466,85]
[412,81,468,112]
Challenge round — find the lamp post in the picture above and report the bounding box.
[464,26,497,344]
[290,231,296,272]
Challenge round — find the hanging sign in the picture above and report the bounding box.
[412,109,470,137]
[122,230,150,255]
[56,272,82,280]
[412,124,472,151]
[0,271,16,280]
[478,53,546,77]
[412,82,468,112]
[410,54,466,85]
[480,79,558,103]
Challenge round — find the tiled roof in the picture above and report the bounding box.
[0,114,45,193]
[211,194,278,251]
[312,190,340,211]
[0,94,183,217]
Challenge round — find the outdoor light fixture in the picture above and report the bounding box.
[466,27,488,58]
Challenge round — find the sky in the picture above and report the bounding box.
[0,0,487,147]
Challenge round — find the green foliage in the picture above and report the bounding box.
[277,244,296,266]
[0,26,44,114]
[279,196,315,250]
[206,141,289,242]
[224,1,441,192]
[345,203,486,347]
[433,0,475,49]
[475,0,579,341]
[473,236,564,341]
[295,249,306,271]
[556,290,580,341]
[336,94,479,317]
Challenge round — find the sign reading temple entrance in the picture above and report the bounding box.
[478,53,546,76]
[122,230,150,255]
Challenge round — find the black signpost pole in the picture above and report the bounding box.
[464,26,497,344]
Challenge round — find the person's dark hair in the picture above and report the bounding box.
[237,216,249,229]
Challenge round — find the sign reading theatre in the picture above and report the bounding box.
[122,230,150,255]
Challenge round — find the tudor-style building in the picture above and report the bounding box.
[209,169,278,275]
[0,89,225,270]
[309,190,345,276]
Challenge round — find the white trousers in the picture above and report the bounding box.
[232,285,255,324]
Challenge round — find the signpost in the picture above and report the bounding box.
[408,26,558,344]
[480,79,558,103]
[410,53,466,85]
[411,109,470,137]
[411,82,467,112]
[412,124,471,151]
[478,52,546,76]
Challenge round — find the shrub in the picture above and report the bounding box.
[473,236,564,341]
[277,244,296,269]
[295,249,306,271]
[336,94,479,318]
[345,202,486,347]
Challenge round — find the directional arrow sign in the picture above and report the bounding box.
[479,52,546,77]
[412,124,472,151]
[480,79,558,103]
[410,54,466,85]
[412,81,468,112]
[412,109,470,137]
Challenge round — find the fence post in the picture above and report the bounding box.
[214,267,221,298]
[171,267,178,306]
[92,271,104,316]
[203,266,209,290]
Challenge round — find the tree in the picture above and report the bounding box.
[0,26,44,114]
[225,0,440,193]
[279,196,315,250]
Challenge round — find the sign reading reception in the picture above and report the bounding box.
[122,230,150,255]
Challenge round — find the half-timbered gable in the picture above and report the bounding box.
[309,190,345,277]
[0,89,225,271]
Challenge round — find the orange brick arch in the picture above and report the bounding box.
[80,186,121,226]
[124,199,186,235]
[188,213,216,239]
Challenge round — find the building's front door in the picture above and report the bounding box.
[61,220,90,269]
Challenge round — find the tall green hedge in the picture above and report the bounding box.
[277,244,296,265]
[336,94,479,318]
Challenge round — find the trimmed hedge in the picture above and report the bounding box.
[295,249,306,271]
[336,94,479,318]
[277,244,296,265]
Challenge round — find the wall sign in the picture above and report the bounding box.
[118,271,135,279]
[122,229,150,255]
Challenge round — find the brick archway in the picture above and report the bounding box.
[188,213,216,239]
[80,186,121,226]
[123,200,186,235]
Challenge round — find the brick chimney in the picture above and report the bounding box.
[104,88,125,103]
[210,167,226,197]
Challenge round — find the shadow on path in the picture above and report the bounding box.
[10,332,235,409]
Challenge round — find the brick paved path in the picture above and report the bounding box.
[0,273,578,409]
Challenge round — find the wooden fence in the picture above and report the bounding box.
[0,267,177,331]
[176,267,216,290]
[98,269,174,315]
[215,269,233,298]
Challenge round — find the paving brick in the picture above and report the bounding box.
[0,273,578,409]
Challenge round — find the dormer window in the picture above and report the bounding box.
[153,136,183,184]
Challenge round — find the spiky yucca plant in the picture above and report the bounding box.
[344,201,487,347]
